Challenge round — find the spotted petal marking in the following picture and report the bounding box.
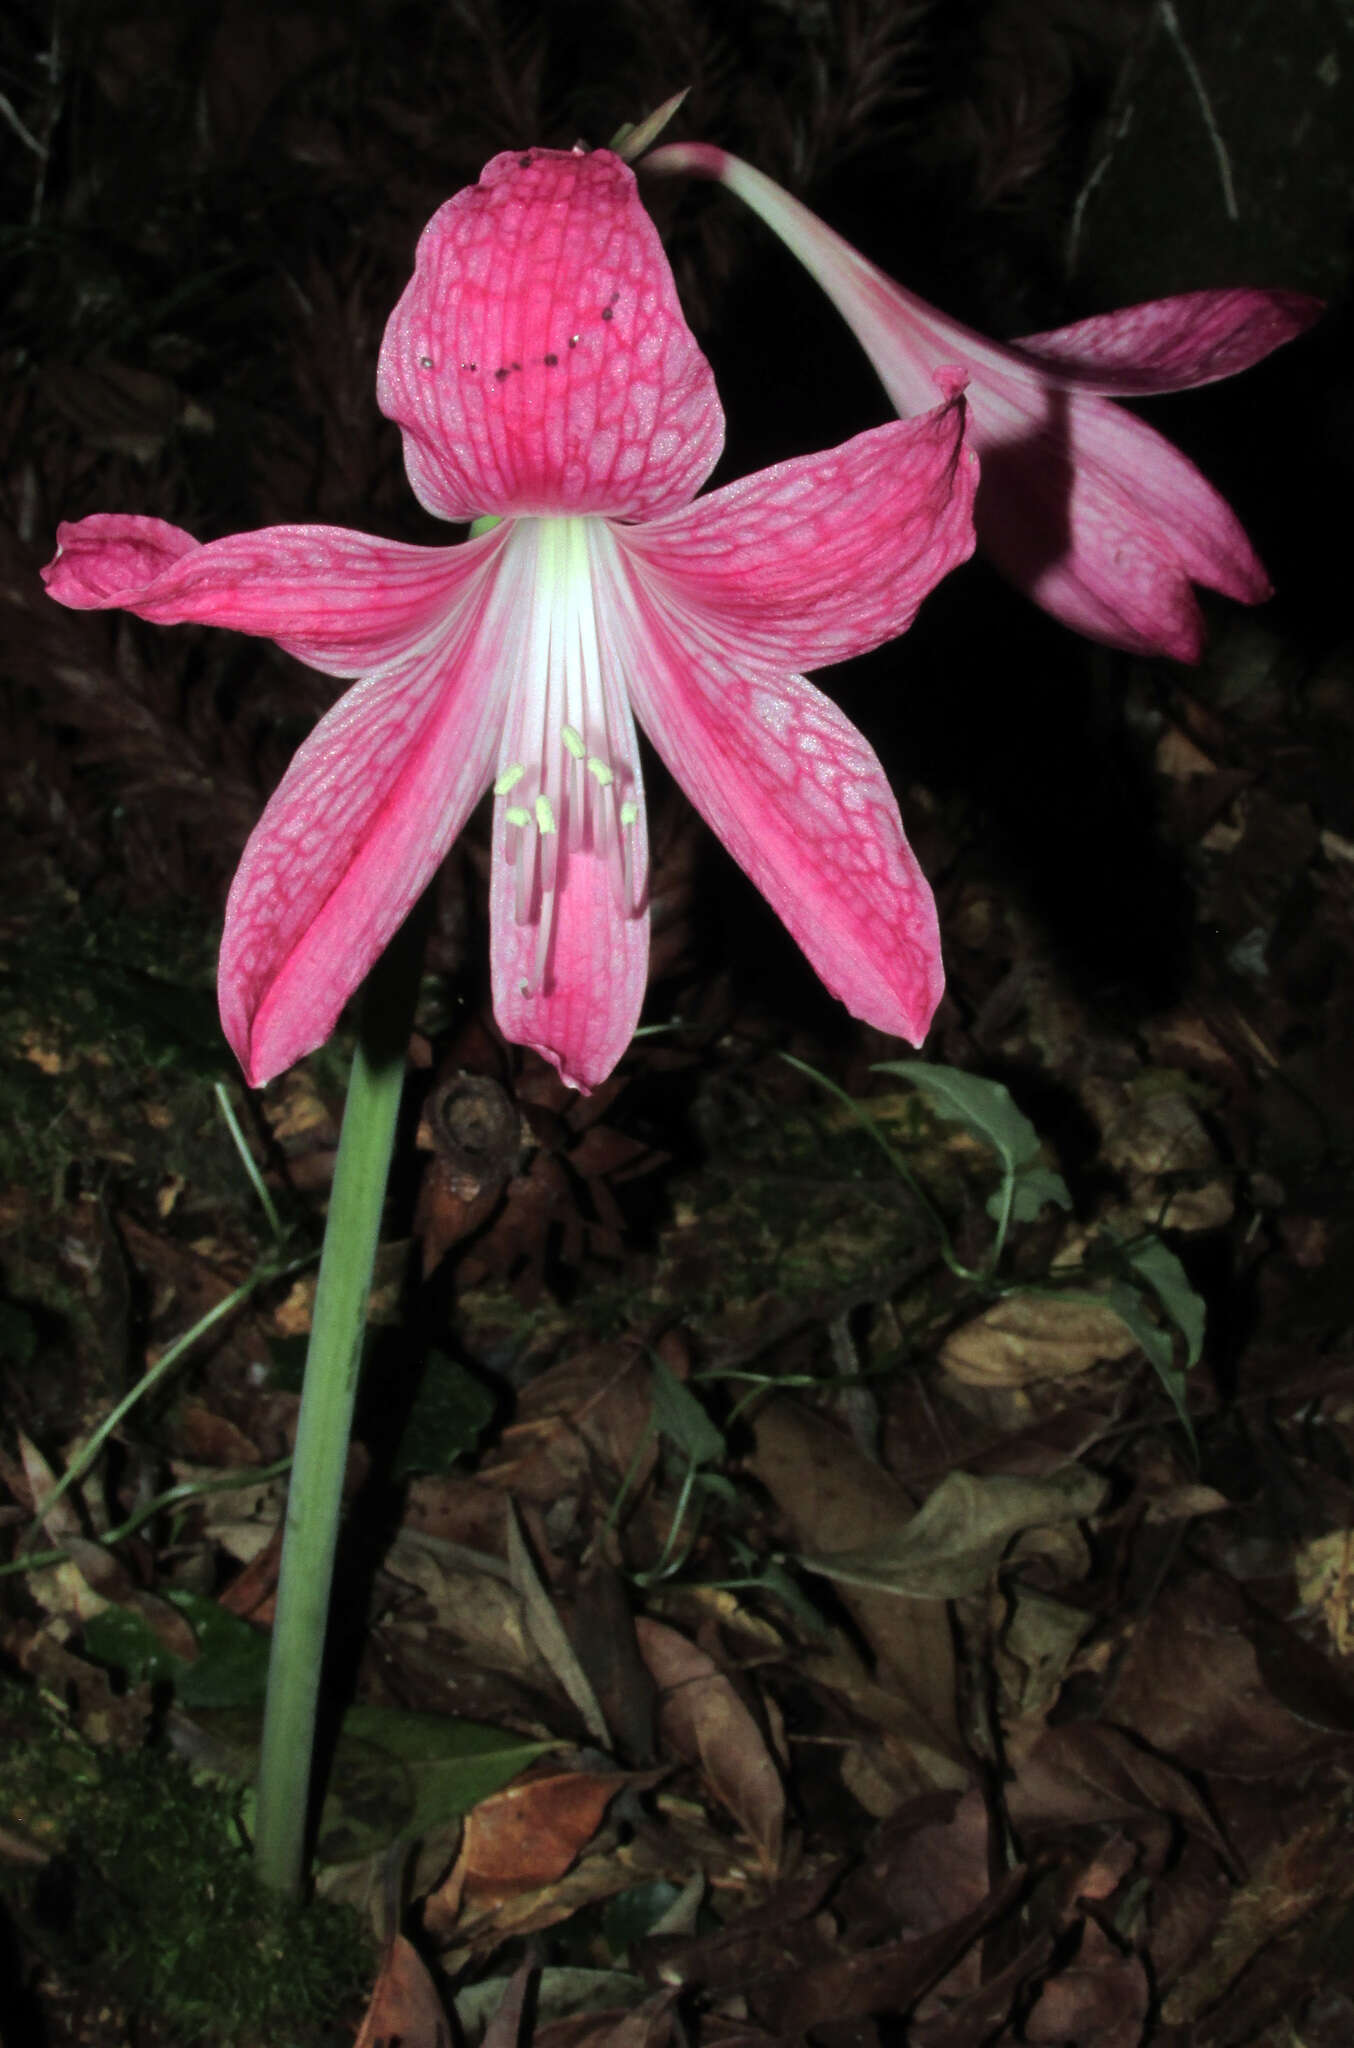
[378,147,725,523]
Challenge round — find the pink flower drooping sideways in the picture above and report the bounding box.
[44,148,977,1091]
[646,144,1321,661]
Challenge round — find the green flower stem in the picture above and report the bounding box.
[252,914,424,1897]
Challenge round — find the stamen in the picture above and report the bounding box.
[618,799,639,911]
[562,560,588,854]
[533,891,553,989]
[494,519,651,996]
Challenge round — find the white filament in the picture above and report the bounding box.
[492,518,647,993]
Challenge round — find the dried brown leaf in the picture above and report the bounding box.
[749,1399,965,1785]
[759,1869,1031,2035]
[453,1769,625,1907]
[16,1433,108,1625]
[534,1987,678,2048]
[570,1561,658,1765]
[1006,1722,1234,1868]
[941,1291,1138,1387]
[996,1586,1092,1717]
[433,1836,667,1953]
[480,1957,534,2048]
[507,1506,609,1744]
[634,1617,784,1876]
[1112,1576,1353,1777]
[1022,1918,1150,2047]
[799,1466,1108,1598]
[834,1786,992,1948]
[354,1931,451,2048]
[481,1347,657,1506]
[1092,1079,1235,1232]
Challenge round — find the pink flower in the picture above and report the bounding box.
[44,147,977,1091]
[646,144,1321,661]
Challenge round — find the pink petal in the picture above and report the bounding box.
[42,514,199,602]
[1013,288,1323,396]
[219,542,521,1084]
[648,143,1311,658]
[491,837,649,1093]
[1073,400,1267,603]
[626,400,977,668]
[978,393,1270,660]
[43,515,502,677]
[378,147,724,524]
[595,528,942,1045]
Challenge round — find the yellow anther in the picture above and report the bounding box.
[587,758,613,787]
[620,800,638,826]
[535,794,557,834]
[494,762,526,795]
[504,805,530,829]
[561,724,586,759]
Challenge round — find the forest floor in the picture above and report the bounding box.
[4,609,1354,2048]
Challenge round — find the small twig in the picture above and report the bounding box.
[1158,0,1239,221]
[0,89,46,159]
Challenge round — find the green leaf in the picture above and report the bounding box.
[83,1592,271,1709]
[1104,1279,1196,1452]
[313,1704,554,1865]
[692,1470,740,1505]
[990,1166,1072,1223]
[874,1061,1042,1178]
[391,1349,495,1478]
[750,1559,833,1636]
[1126,1237,1206,1368]
[650,1356,725,1468]
[798,1466,1108,1598]
[603,1881,687,1958]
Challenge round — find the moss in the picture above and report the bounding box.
[650,1069,952,1334]
[445,1068,966,1376]
[0,892,234,1193]
[0,1680,371,2045]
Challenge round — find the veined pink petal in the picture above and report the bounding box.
[1013,288,1322,396]
[648,141,1316,659]
[595,524,942,1046]
[219,536,524,1083]
[977,395,1271,660]
[487,519,650,1091]
[625,400,977,667]
[492,840,649,1092]
[43,515,503,678]
[378,147,724,524]
[43,514,198,600]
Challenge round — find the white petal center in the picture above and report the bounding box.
[492,518,648,992]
